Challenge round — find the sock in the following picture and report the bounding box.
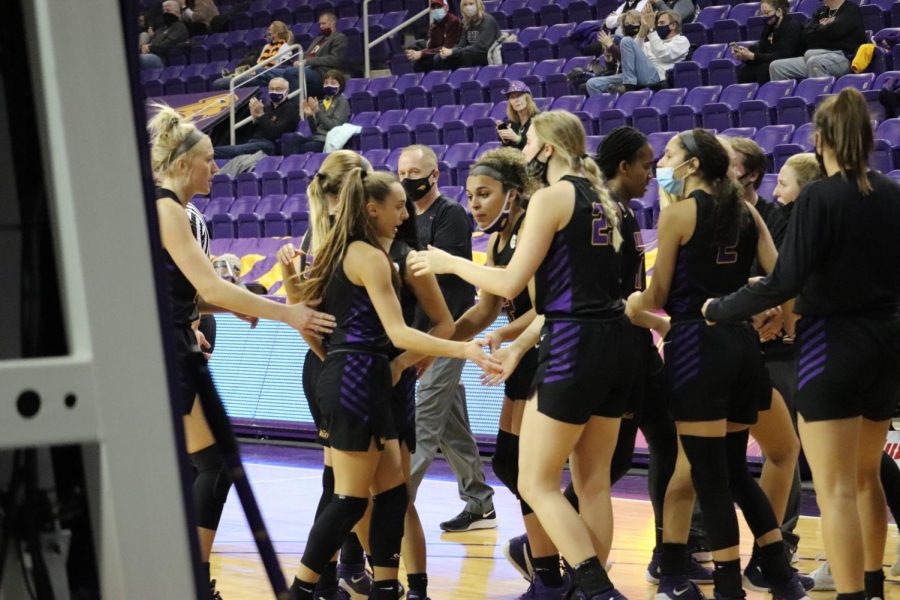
[865,570,885,599]
[408,573,428,596]
[713,560,745,598]
[372,579,400,599]
[837,593,866,600]
[290,577,316,600]
[318,561,337,588]
[758,541,792,585]
[573,557,613,597]
[340,532,365,566]
[200,561,211,582]
[660,543,688,577]
[533,555,563,587]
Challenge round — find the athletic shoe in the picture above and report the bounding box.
[891,541,900,576]
[209,579,223,600]
[582,587,628,600]
[770,573,812,600]
[337,563,371,600]
[742,555,814,592]
[405,592,429,600]
[808,561,835,591]
[517,575,573,599]
[782,532,800,565]
[440,508,499,532]
[503,534,535,581]
[655,576,707,600]
[312,583,345,600]
[645,550,714,584]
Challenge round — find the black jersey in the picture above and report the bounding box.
[664,190,758,322]
[322,246,391,353]
[387,240,417,359]
[491,213,533,321]
[298,214,336,278]
[707,172,900,322]
[615,196,647,297]
[157,188,198,326]
[534,176,623,319]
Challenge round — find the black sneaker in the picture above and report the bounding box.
[439,508,498,532]
[209,579,223,600]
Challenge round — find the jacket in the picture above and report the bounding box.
[308,95,351,141]
[306,31,348,74]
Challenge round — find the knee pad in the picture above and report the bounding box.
[190,445,233,530]
[316,466,335,521]
[492,430,518,495]
[302,494,368,574]
[370,484,409,569]
[725,430,778,537]
[679,435,739,551]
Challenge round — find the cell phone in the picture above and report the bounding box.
[496,122,507,130]
[730,42,739,48]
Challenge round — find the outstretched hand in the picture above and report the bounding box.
[479,343,524,387]
[287,298,335,339]
[408,246,455,277]
[463,339,503,376]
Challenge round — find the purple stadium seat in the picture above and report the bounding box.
[708,57,741,88]
[551,95,586,112]
[876,120,900,168]
[259,172,286,197]
[279,153,309,175]
[283,193,309,215]
[204,198,233,219]
[344,78,370,96]
[796,0,819,16]
[431,68,480,106]
[444,103,494,146]
[722,127,757,137]
[745,15,768,40]
[404,70,451,109]
[376,73,424,111]
[301,153,328,179]
[234,173,260,198]
[712,20,743,44]
[729,2,760,25]
[860,4,887,33]
[574,94,617,135]
[775,76,834,127]
[505,61,537,81]
[415,105,464,146]
[753,124,795,155]
[532,58,566,79]
[673,44,728,88]
[363,148,391,169]
[632,88,687,134]
[567,1,595,23]
[504,26,547,64]
[539,2,566,27]
[388,107,436,148]
[512,6,539,29]
[532,23,576,63]
[444,143,479,184]
[360,109,408,151]
[832,72,876,94]
[350,111,380,128]
[460,65,507,105]
[586,135,604,155]
[701,83,758,131]
[211,174,234,199]
[565,56,596,72]
[211,213,237,239]
[697,5,731,28]
[648,131,678,160]
[758,173,777,201]
[738,80,796,129]
[364,75,398,109]
[792,122,816,150]
[597,89,653,134]
[477,141,503,157]
[535,97,553,111]
[773,143,805,171]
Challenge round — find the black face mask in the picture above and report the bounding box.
[402,175,434,202]
[163,12,179,25]
[623,24,640,37]
[527,154,550,187]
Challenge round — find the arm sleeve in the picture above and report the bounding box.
[705,191,827,322]
[306,34,347,68]
[454,17,500,56]
[646,32,690,63]
[313,97,351,131]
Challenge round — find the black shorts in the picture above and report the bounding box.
[624,326,666,418]
[793,315,900,423]
[664,321,769,425]
[530,315,636,424]
[506,345,539,401]
[173,325,202,416]
[316,350,396,452]
[302,349,328,446]
[392,366,417,453]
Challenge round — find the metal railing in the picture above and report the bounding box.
[228,43,307,144]
[362,1,430,78]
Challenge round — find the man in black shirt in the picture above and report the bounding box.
[730,137,777,224]
[399,145,497,533]
[214,77,299,158]
[139,0,189,69]
[769,0,865,80]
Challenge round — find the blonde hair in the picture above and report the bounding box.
[298,170,401,302]
[784,153,823,189]
[306,150,371,256]
[531,111,622,250]
[506,93,540,125]
[269,20,294,44]
[462,0,486,27]
[146,103,207,180]
[813,87,874,195]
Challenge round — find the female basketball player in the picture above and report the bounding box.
[148,105,334,597]
[704,88,900,600]
[410,110,635,600]
[624,128,808,600]
[288,170,499,600]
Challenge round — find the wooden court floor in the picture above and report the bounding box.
[211,450,900,599]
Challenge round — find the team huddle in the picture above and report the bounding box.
[150,85,900,600]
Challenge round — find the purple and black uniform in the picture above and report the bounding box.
[530,175,636,424]
[491,214,539,401]
[315,242,397,451]
[705,172,900,422]
[663,190,768,424]
[388,239,419,452]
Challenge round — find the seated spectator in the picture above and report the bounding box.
[211,21,294,90]
[178,0,219,36]
[214,77,299,159]
[878,74,900,119]
[438,0,500,69]
[604,0,650,36]
[496,81,540,150]
[734,0,804,84]
[283,70,351,155]
[769,0,865,80]
[139,0,189,69]
[586,6,689,95]
[406,0,463,73]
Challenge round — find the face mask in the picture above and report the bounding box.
[402,175,434,202]
[463,4,478,16]
[656,24,671,38]
[431,8,446,21]
[163,12,179,25]
[320,26,332,36]
[269,92,285,104]
[322,85,339,97]
[479,191,513,234]
[623,24,640,37]
[657,159,690,196]
[766,14,779,25]
[527,152,550,187]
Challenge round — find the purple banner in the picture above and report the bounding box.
[146,88,259,132]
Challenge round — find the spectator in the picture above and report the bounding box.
[604,0,650,36]
[211,21,294,90]
[650,0,696,25]
[734,0,804,84]
[406,0,463,73]
[178,0,219,35]
[769,0,865,80]
[398,145,497,533]
[729,136,778,222]
[585,10,643,74]
[283,70,351,155]
[586,6,689,95]
[213,77,299,158]
[496,81,540,150]
[139,0,189,69]
[438,0,500,69]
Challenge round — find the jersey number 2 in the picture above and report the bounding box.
[592,203,611,246]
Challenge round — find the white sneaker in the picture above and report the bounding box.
[809,561,835,591]
[891,540,900,576]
